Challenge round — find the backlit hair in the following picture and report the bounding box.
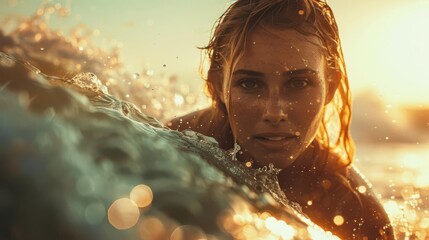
[200,0,354,170]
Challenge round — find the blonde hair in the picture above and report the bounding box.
[201,0,354,171]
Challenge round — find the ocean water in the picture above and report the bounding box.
[0,52,340,240]
[1,4,429,239]
[355,143,429,239]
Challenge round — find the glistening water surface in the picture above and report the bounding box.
[1,3,429,239]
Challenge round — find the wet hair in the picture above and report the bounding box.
[200,0,354,170]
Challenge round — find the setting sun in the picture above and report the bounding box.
[332,0,429,105]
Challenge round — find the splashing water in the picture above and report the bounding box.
[1,3,429,239]
[0,51,341,240]
[0,3,205,122]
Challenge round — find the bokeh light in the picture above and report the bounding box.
[217,205,339,239]
[108,198,140,230]
[2,1,429,238]
[138,216,166,240]
[264,217,295,239]
[130,184,153,208]
[307,226,340,240]
[170,225,207,240]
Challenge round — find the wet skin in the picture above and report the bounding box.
[167,26,395,240]
[224,26,328,169]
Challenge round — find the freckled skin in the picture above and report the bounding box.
[167,26,395,240]
[227,27,326,169]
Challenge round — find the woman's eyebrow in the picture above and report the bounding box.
[282,68,318,76]
[233,68,317,76]
[233,69,264,76]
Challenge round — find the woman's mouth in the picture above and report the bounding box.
[253,133,298,149]
[257,136,287,141]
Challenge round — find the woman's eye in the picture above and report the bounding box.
[288,78,309,89]
[239,80,260,89]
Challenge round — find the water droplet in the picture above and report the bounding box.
[333,215,344,226]
[100,85,109,94]
[358,186,367,194]
[122,104,130,115]
[174,93,185,106]
[227,142,241,161]
[298,10,305,15]
[34,33,42,42]
[146,69,154,76]
[132,73,140,80]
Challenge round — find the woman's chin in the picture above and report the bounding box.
[256,153,297,170]
[238,143,302,169]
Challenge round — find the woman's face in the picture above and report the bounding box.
[224,26,329,169]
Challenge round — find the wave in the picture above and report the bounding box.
[0,52,340,239]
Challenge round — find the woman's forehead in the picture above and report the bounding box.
[248,25,323,55]
[236,26,325,71]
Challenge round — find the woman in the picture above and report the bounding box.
[167,0,395,239]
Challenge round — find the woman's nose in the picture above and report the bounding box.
[262,97,288,125]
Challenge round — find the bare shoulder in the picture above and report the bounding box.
[165,108,214,133]
[343,165,396,239]
[346,165,373,189]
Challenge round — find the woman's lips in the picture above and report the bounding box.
[258,136,287,141]
[253,133,297,150]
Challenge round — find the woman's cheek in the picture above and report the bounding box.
[301,105,324,145]
[229,96,261,139]
[230,94,261,117]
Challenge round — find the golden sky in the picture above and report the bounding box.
[1,0,429,106]
[330,0,429,106]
